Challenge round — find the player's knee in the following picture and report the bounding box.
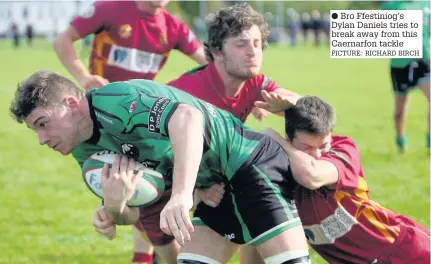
[263,251,310,264]
[177,253,221,264]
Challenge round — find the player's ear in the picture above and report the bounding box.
[64,96,80,112]
[212,50,223,63]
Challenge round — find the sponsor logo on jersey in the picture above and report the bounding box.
[119,24,132,39]
[107,45,164,74]
[121,143,140,159]
[129,101,137,113]
[148,97,171,134]
[95,111,113,124]
[140,159,161,170]
[303,206,357,245]
[113,48,128,64]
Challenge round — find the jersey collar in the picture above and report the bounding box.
[85,92,101,144]
[206,62,226,96]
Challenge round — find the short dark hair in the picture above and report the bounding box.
[284,96,336,141]
[10,70,84,123]
[204,3,270,62]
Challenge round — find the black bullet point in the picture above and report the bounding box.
[332,13,338,19]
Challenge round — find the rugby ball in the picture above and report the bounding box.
[82,150,165,207]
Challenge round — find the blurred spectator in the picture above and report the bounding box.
[10,21,20,48]
[26,23,34,47]
[286,8,300,47]
[322,12,330,45]
[311,10,322,47]
[300,12,311,45]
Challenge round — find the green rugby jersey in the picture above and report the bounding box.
[381,0,430,67]
[74,79,262,188]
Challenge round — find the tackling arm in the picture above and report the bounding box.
[266,129,339,190]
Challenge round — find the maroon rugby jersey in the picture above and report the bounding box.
[71,1,200,82]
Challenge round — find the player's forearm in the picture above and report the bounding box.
[104,204,139,225]
[284,143,323,189]
[282,140,337,189]
[52,32,90,84]
[168,104,204,197]
[266,129,326,189]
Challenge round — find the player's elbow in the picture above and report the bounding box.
[300,178,322,190]
[175,104,204,123]
[52,27,80,52]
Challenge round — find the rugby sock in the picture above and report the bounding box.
[264,250,310,264]
[132,252,153,264]
[426,133,430,149]
[396,135,407,152]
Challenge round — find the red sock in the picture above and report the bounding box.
[132,252,153,264]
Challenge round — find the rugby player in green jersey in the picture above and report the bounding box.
[10,70,311,264]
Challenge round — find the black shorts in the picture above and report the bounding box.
[193,136,301,246]
[390,60,430,95]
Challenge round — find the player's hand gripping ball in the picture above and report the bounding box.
[82,151,165,207]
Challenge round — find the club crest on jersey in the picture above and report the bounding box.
[261,76,272,90]
[159,32,168,46]
[121,143,140,159]
[119,24,132,39]
[187,31,196,43]
[129,101,137,113]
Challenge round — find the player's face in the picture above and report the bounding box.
[218,24,263,80]
[291,131,332,159]
[25,105,81,155]
[148,0,169,8]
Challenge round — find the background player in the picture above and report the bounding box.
[53,0,206,91]
[11,71,311,264]
[53,1,206,263]
[167,3,299,123]
[381,0,430,153]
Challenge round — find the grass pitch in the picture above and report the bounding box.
[0,39,428,263]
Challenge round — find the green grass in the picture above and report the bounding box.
[0,39,429,264]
